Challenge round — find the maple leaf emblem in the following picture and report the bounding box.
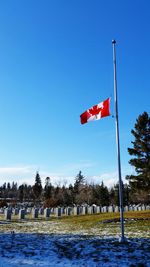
[89,105,102,116]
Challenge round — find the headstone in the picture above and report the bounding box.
[114,206,119,212]
[88,206,93,214]
[96,206,102,213]
[26,208,32,214]
[134,205,139,211]
[79,206,83,214]
[32,208,39,219]
[61,207,65,214]
[82,206,88,215]
[14,208,19,215]
[19,209,25,219]
[102,206,108,213]
[129,205,133,211]
[8,207,13,213]
[124,206,129,212]
[141,204,146,211]
[138,206,142,211]
[74,206,80,215]
[56,207,61,217]
[66,207,72,216]
[93,205,97,214]
[50,207,54,214]
[5,209,11,220]
[44,208,51,218]
[108,206,114,213]
[39,208,44,215]
[53,208,56,215]
[0,208,4,214]
[101,207,104,213]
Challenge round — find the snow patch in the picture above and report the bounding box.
[0,233,150,267]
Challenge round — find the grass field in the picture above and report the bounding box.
[0,211,150,266]
[0,211,150,238]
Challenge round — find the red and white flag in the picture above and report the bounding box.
[80,98,111,124]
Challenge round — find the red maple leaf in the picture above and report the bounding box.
[89,105,102,116]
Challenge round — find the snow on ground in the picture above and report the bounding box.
[0,233,150,267]
[0,217,150,266]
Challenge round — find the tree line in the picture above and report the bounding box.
[0,171,130,207]
[0,111,149,207]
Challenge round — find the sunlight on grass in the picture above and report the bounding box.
[0,211,149,238]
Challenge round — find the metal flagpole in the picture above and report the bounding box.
[112,40,125,242]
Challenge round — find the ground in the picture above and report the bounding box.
[0,211,150,266]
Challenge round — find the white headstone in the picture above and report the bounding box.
[66,207,72,216]
[5,209,11,220]
[56,207,61,217]
[44,208,51,218]
[96,206,102,213]
[108,206,114,212]
[19,209,25,219]
[74,206,80,215]
[146,205,150,210]
[114,206,119,212]
[141,204,146,211]
[32,208,39,219]
[82,206,88,215]
[102,206,108,213]
[124,206,129,212]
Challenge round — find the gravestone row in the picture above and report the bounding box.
[3,204,150,221]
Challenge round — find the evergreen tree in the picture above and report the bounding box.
[7,182,11,190]
[111,182,129,206]
[92,182,109,206]
[99,181,110,206]
[114,183,119,206]
[109,187,115,205]
[126,112,150,191]
[123,183,130,206]
[68,184,75,204]
[73,171,86,204]
[74,171,85,194]
[18,184,25,202]
[2,183,6,190]
[33,172,43,201]
[44,177,53,199]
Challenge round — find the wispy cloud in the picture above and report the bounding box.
[61,161,95,172]
[87,167,133,188]
[0,165,37,185]
[0,163,133,188]
[0,166,34,174]
[0,162,94,186]
[86,172,118,188]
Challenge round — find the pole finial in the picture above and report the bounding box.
[112,39,116,44]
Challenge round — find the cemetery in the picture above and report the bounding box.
[0,204,150,267]
[0,204,150,222]
[0,1,150,266]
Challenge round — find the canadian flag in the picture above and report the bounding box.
[80,98,111,124]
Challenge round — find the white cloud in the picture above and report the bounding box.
[86,167,133,188]
[0,164,79,186]
[0,166,33,174]
[0,163,133,188]
[61,161,95,173]
[0,165,37,185]
[86,172,118,188]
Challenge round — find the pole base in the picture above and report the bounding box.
[119,236,128,243]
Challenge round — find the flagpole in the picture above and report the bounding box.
[112,40,125,242]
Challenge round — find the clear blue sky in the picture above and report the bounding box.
[0,0,149,187]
